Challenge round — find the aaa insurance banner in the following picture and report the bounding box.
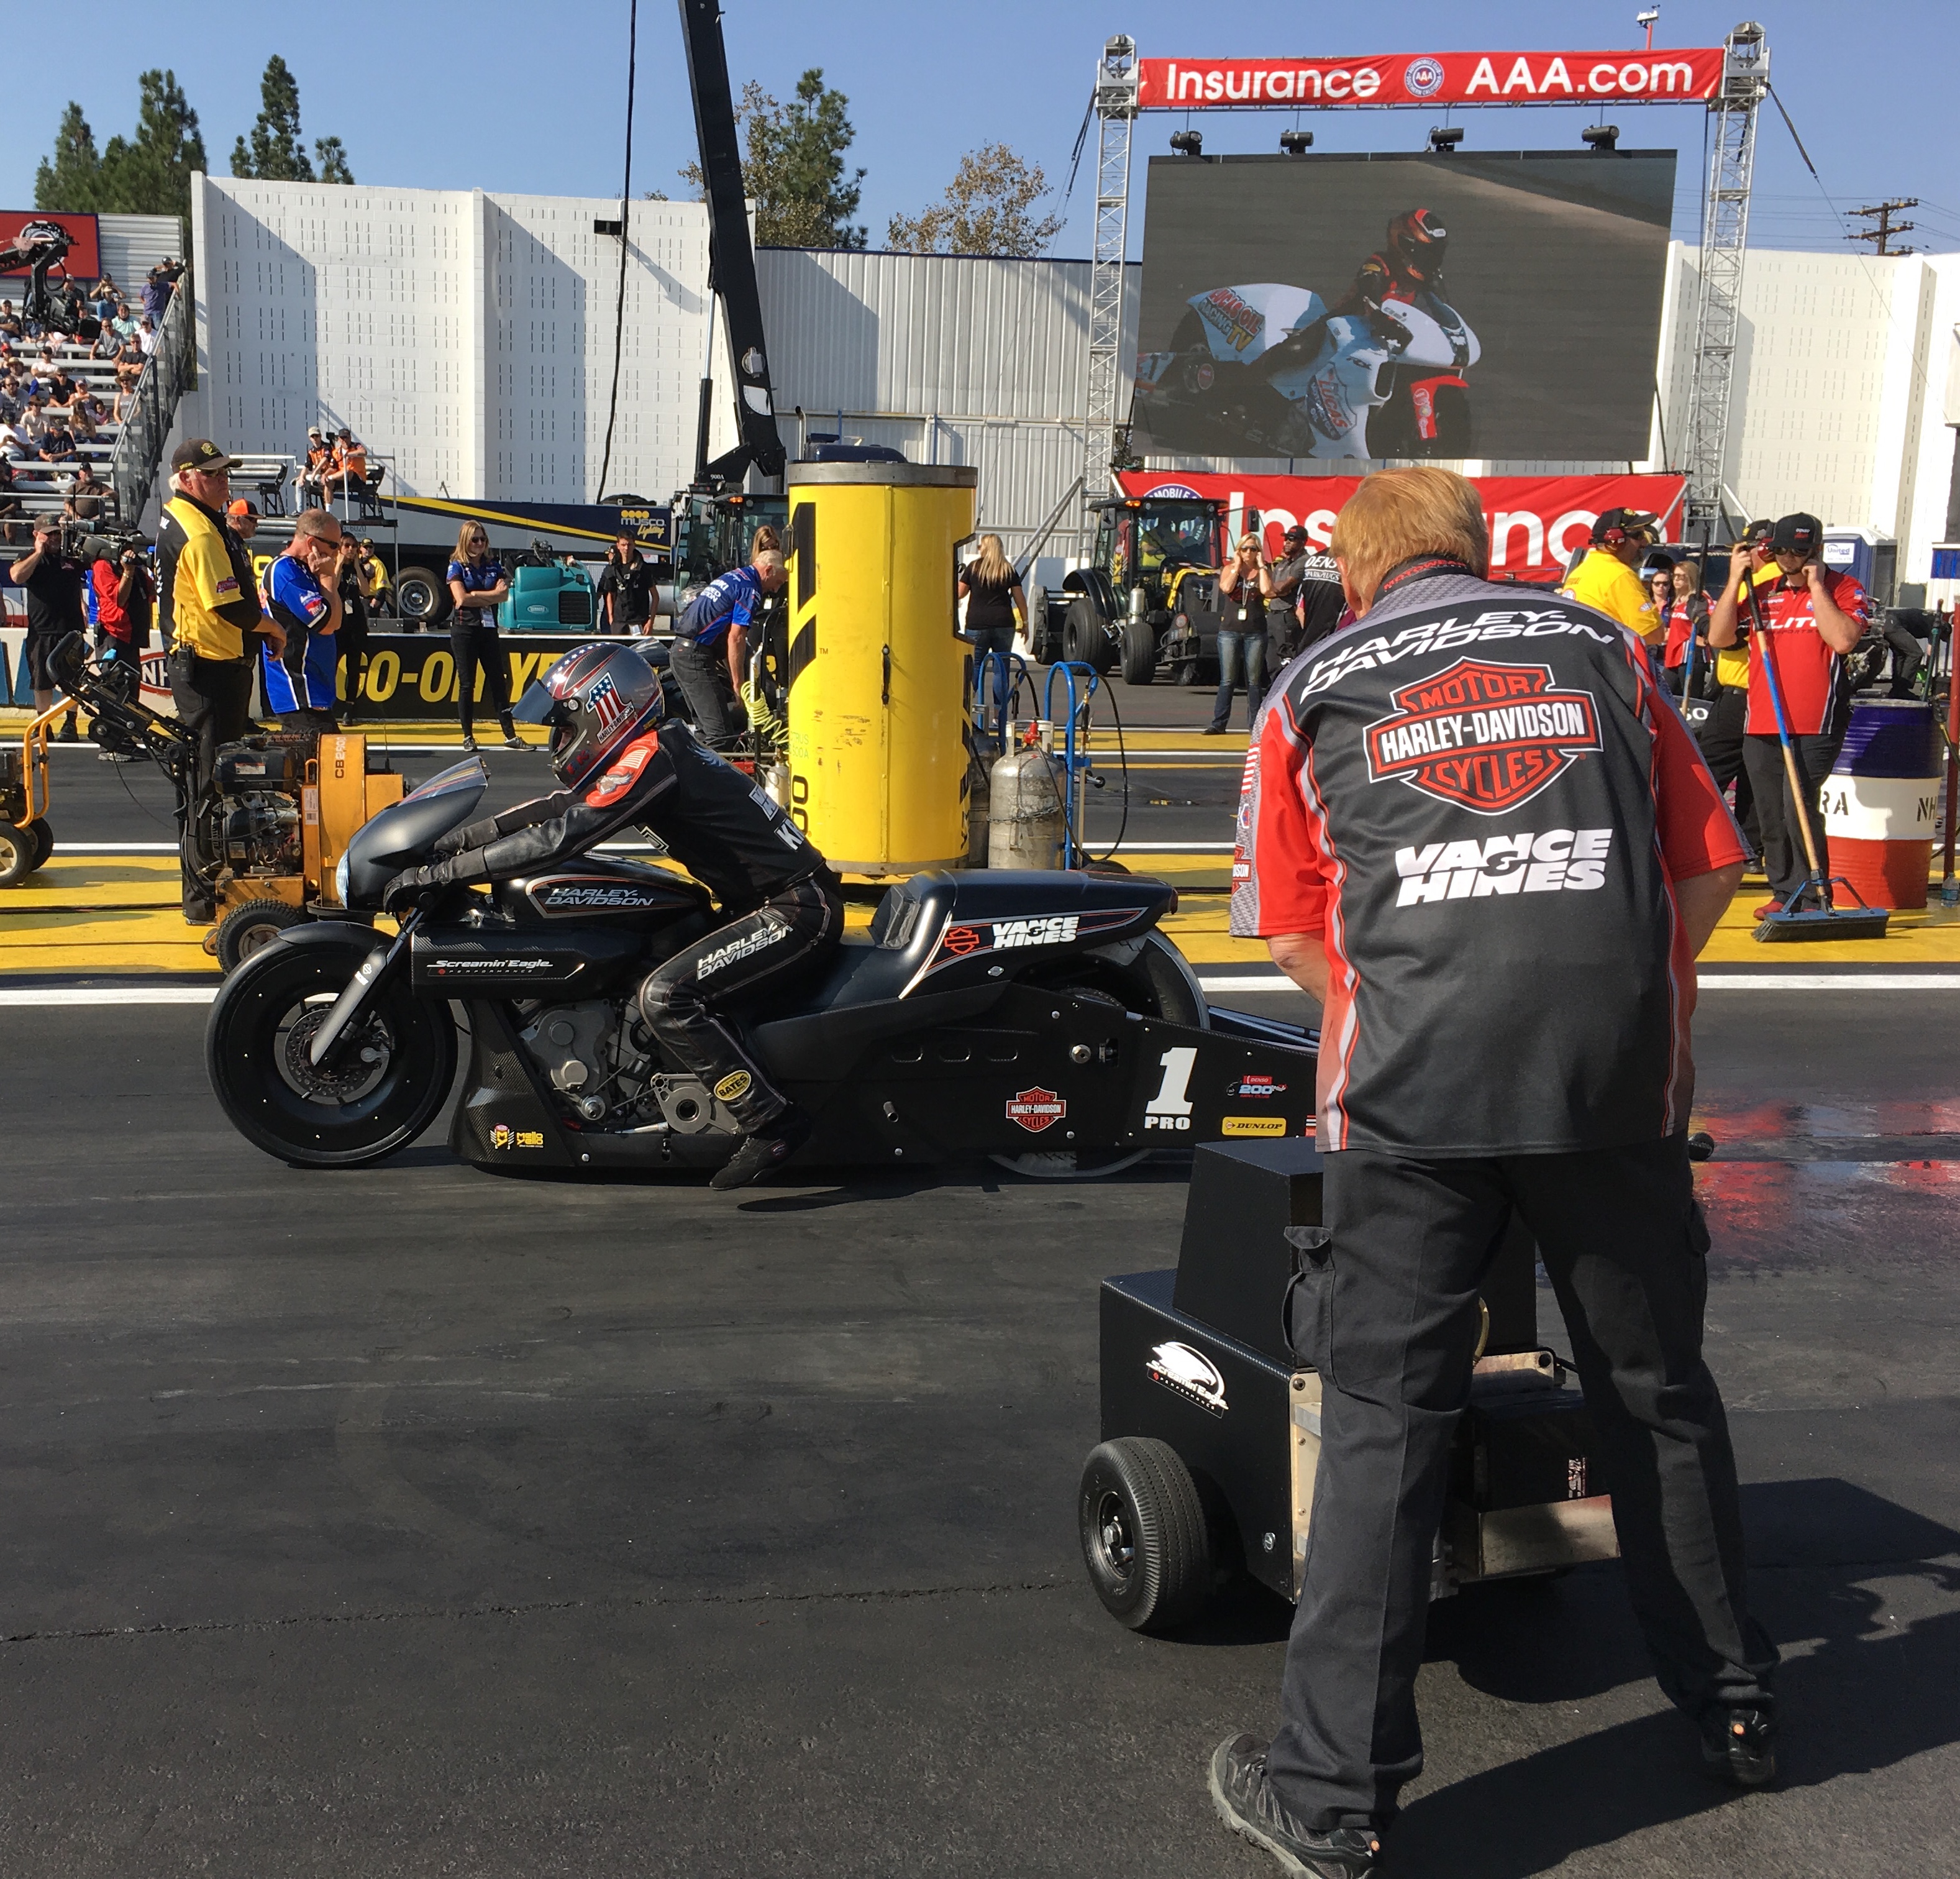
[1136,50,1723,109]
[1116,471,1687,580]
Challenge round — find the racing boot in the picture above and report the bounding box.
[709,1109,812,1191]
[1699,1704,1778,1789]
[1208,1735,1381,1878]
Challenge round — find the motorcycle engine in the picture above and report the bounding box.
[516,999,741,1133]
[204,792,302,874]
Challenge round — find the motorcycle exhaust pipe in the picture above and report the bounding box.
[309,917,417,1069]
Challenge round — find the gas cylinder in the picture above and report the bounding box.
[988,740,1065,870]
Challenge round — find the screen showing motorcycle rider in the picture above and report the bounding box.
[381,644,842,1191]
[1134,150,1675,464]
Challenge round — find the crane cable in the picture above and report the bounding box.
[595,0,638,500]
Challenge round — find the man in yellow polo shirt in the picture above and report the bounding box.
[1559,506,1661,642]
[158,436,285,918]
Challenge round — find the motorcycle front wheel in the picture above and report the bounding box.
[206,931,458,1167]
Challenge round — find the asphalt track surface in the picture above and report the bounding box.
[6,687,1959,1875]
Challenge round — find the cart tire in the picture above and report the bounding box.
[395,564,450,626]
[27,817,53,870]
[1079,1437,1211,1632]
[216,898,307,974]
[0,824,34,887]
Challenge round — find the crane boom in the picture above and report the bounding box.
[678,0,786,485]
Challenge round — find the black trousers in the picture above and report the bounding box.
[1267,1136,1777,1831]
[168,648,253,917]
[450,621,510,733]
[669,633,745,749]
[638,875,842,1133]
[337,625,370,719]
[1742,729,1843,904]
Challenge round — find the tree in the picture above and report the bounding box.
[230,55,354,185]
[34,104,103,213]
[887,145,1064,257]
[36,73,208,224]
[99,70,209,225]
[680,69,865,249]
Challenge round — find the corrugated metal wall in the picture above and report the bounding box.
[97,214,183,290]
[756,249,1140,557]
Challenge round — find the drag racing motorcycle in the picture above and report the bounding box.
[1134,281,1479,460]
[205,757,1319,1180]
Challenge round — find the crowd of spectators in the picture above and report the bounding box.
[0,256,183,542]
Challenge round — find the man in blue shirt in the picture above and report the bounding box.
[669,546,785,748]
[258,510,346,730]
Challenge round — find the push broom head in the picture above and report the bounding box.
[1753,880,1890,943]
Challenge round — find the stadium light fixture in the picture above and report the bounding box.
[1279,130,1313,155]
[1582,125,1621,150]
[1428,126,1464,153]
[1636,7,1659,50]
[1170,130,1203,156]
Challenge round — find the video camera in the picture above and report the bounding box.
[0,222,103,344]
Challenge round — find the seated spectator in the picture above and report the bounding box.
[68,464,108,519]
[294,426,332,508]
[74,387,107,432]
[39,418,79,463]
[0,377,20,427]
[111,302,138,341]
[0,420,30,461]
[136,317,157,357]
[88,322,118,363]
[21,395,52,447]
[329,427,368,499]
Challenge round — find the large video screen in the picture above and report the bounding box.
[1134,151,1675,464]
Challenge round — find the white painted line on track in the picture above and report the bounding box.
[6,972,1957,1010]
[0,985,219,1006]
[42,841,180,853]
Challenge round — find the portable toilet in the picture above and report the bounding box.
[1821,528,1896,607]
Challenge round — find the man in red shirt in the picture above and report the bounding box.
[1212,467,1773,1879]
[1707,512,1868,915]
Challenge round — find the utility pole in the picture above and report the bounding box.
[1845,199,1918,256]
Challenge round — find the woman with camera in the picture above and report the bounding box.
[1206,531,1274,735]
[447,523,519,751]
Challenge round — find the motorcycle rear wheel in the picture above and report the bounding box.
[206,933,457,1167]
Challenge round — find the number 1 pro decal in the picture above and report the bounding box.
[1143,1046,1198,1132]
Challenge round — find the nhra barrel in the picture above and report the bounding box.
[1821,700,1943,910]
[783,462,977,875]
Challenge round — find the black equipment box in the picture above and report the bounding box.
[1090,1141,1618,1617]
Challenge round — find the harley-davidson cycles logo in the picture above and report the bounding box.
[1005,1087,1066,1133]
[1365,659,1600,814]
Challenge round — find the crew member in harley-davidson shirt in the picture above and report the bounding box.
[382,643,841,1191]
[1705,511,1868,916]
[1210,468,1773,1877]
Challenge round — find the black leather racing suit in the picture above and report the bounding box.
[424,716,842,1132]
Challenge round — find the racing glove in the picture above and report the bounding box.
[381,856,465,915]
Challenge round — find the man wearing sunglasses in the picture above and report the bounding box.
[157,437,286,918]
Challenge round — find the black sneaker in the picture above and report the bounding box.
[460,734,478,752]
[1209,1735,1381,1878]
[1700,1706,1778,1789]
[709,1110,812,1191]
[57,721,80,744]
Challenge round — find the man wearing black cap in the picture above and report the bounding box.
[157,438,286,918]
[1559,507,1662,642]
[1708,512,1868,915]
[1267,524,1341,665]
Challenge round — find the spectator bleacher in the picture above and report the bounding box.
[0,270,182,541]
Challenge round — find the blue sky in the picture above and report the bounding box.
[2,0,1953,257]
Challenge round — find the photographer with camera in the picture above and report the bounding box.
[89,536,154,760]
[10,516,88,742]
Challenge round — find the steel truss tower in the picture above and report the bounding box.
[1682,22,1769,535]
[1085,35,1138,510]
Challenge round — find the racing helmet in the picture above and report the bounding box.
[1385,208,1447,283]
[512,643,663,789]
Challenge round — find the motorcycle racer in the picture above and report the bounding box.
[1338,208,1449,315]
[381,643,842,1189]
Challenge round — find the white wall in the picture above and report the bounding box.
[189,174,712,505]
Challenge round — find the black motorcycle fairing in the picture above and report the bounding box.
[411,921,648,997]
[494,855,716,931]
[449,999,581,1169]
[343,760,490,907]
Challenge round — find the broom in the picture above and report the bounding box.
[1746,577,1889,943]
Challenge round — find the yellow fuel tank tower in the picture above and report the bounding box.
[783,461,978,875]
